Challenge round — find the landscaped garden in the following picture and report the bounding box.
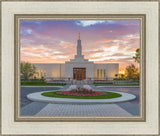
[94,82,139,86]
[41,87,122,99]
[21,80,66,86]
[94,80,139,86]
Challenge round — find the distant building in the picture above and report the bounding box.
[33,33,119,81]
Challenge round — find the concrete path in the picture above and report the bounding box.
[21,101,138,116]
[36,103,132,116]
[21,102,48,116]
[27,90,136,104]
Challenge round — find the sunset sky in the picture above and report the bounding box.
[20,20,140,72]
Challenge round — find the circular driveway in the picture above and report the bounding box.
[21,85,140,107]
[27,91,136,104]
[21,85,140,116]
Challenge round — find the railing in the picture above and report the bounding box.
[46,77,114,81]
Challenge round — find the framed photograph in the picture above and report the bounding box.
[15,14,145,122]
[1,0,159,136]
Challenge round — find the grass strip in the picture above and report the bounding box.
[94,84,139,86]
[41,91,122,99]
[21,81,66,86]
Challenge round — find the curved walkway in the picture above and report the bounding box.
[27,90,136,104]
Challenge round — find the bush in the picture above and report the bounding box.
[113,78,127,81]
[94,82,113,84]
[21,81,46,85]
[21,81,66,86]
[21,78,45,82]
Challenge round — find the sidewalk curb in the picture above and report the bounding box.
[96,86,139,88]
[21,86,64,87]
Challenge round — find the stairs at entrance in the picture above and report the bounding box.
[72,80,93,85]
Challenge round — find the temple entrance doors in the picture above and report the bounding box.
[73,68,86,80]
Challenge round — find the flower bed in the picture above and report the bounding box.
[55,87,109,96]
[56,90,108,96]
[41,90,122,99]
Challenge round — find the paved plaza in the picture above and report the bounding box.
[20,85,140,116]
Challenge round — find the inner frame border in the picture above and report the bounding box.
[14,14,146,122]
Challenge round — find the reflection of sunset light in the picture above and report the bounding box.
[119,70,125,74]
[103,46,118,52]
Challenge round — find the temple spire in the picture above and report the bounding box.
[77,33,82,56]
[70,33,89,62]
[79,33,80,39]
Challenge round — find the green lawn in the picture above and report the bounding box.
[41,91,122,99]
[94,84,139,86]
[21,81,66,86]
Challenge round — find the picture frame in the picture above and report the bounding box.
[1,0,159,135]
[15,14,145,122]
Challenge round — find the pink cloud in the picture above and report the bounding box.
[20,20,140,70]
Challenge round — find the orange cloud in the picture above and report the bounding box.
[20,20,140,71]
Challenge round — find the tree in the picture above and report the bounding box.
[21,62,37,80]
[125,64,139,80]
[119,74,125,79]
[115,74,118,78]
[133,48,140,63]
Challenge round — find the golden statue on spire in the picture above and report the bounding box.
[79,33,80,39]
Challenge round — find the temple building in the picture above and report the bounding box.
[34,33,119,81]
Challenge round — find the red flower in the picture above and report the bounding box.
[58,90,107,96]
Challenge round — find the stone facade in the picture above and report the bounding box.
[65,61,94,79]
[94,63,119,80]
[33,34,119,81]
[34,63,65,79]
